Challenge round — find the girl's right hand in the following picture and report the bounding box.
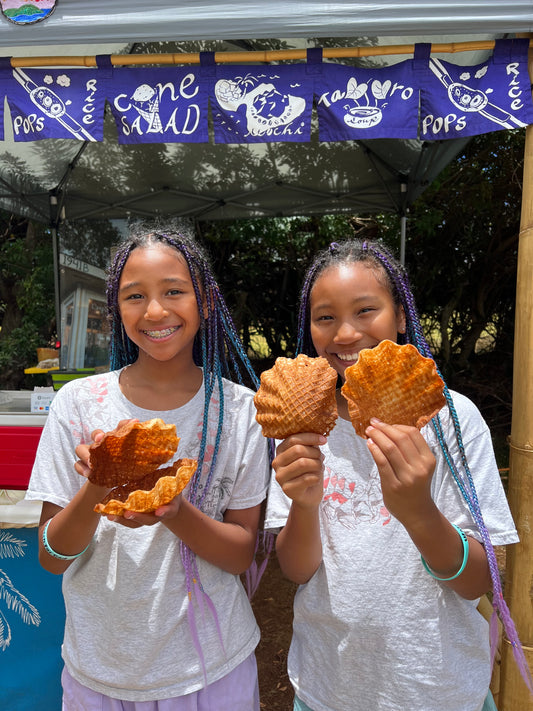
[273,433,327,509]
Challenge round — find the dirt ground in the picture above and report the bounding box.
[252,552,298,710]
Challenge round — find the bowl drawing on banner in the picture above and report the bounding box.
[344,106,383,128]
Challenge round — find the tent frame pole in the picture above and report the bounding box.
[499,33,533,711]
[49,192,62,366]
[6,39,530,69]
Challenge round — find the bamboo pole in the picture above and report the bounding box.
[499,33,533,711]
[5,39,528,69]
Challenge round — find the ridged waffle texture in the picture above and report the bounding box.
[341,340,446,438]
[254,354,338,438]
[88,418,179,487]
[94,458,197,515]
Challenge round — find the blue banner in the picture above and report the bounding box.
[4,65,107,142]
[107,67,208,144]
[1,527,64,710]
[315,57,420,141]
[420,38,533,140]
[0,44,532,144]
[212,64,312,143]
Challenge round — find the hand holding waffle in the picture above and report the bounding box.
[78,418,196,515]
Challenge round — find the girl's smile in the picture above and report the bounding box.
[142,325,181,340]
[118,244,201,365]
[309,262,405,379]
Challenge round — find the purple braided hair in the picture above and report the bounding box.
[296,237,532,691]
[106,222,273,674]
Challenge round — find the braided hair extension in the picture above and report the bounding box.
[296,238,532,690]
[106,222,273,672]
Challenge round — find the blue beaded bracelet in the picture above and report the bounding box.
[421,523,469,581]
[42,519,91,561]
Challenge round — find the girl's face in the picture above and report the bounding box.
[309,262,406,380]
[118,243,201,365]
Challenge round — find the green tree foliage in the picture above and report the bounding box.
[199,214,363,363]
[402,129,523,375]
[0,215,55,389]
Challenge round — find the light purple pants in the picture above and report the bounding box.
[61,653,260,711]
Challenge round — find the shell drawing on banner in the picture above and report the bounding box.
[0,0,57,25]
[215,74,306,137]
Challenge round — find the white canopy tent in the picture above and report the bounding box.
[0,1,530,45]
[0,3,532,709]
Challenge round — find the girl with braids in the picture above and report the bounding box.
[264,238,529,711]
[26,223,270,710]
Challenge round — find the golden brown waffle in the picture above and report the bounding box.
[254,354,338,438]
[341,340,445,438]
[94,458,197,515]
[88,418,179,487]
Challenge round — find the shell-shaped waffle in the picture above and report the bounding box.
[341,340,445,438]
[88,418,179,487]
[254,354,338,438]
[94,458,197,515]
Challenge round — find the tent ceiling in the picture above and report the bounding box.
[0,114,471,223]
[0,2,531,224]
[0,1,531,45]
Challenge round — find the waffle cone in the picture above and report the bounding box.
[88,418,179,488]
[94,458,197,515]
[341,340,445,438]
[254,354,338,438]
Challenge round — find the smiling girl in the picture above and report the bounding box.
[265,238,526,711]
[26,223,270,710]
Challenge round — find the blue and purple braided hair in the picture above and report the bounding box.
[297,238,532,691]
[106,223,272,671]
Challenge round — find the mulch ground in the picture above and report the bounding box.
[252,552,297,710]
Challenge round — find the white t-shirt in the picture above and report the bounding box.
[26,370,270,702]
[265,391,518,711]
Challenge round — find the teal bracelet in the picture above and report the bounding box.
[42,519,91,561]
[421,523,469,581]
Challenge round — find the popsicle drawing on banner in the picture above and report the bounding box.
[0,0,57,25]
[212,66,312,143]
[420,38,533,139]
[5,66,106,141]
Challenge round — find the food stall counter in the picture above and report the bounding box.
[0,391,48,491]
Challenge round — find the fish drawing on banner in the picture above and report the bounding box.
[0,0,57,25]
[9,67,101,141]
[214,71,308,141]
[0,530,41,651]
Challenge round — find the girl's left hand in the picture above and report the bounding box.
[365,418,437,527]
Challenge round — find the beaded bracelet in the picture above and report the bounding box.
[421,523,469,582]
[42,519,91,561]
